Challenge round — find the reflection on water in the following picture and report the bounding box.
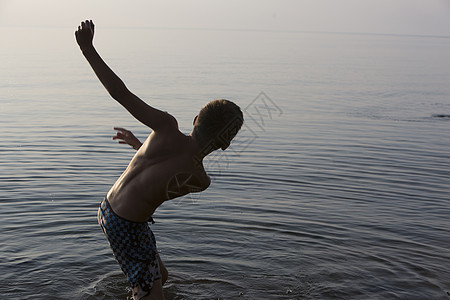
[1,28,450,299]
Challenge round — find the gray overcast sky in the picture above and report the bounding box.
[1,0,450,36]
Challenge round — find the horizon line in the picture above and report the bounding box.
[2,24,450,40]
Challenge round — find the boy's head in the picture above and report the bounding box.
[192,99,244,151]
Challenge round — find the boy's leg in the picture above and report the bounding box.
[132,278,163,300]
[132,254,167,299]
[157,254,168,286]
[142,278,164,300]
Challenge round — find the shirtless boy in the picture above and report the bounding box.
[75,20,243,300]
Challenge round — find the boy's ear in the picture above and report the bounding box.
[193,115,198,126]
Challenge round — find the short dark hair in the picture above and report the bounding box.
[193,99,244,149]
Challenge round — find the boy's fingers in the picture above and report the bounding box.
[114,127,131,135]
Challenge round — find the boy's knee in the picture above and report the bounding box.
[161,265,168,285]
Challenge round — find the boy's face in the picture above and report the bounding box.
[192,114,234,151]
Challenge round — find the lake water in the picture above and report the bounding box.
[1,27,449,299]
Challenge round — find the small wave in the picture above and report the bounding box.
[431,114,450,118]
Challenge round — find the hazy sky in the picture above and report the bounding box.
[1,0,450,36]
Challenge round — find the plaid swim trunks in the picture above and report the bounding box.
[98,198,161,298]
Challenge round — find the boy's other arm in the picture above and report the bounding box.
[113,127,142,150]
[75,20,176,131]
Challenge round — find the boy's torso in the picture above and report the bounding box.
[107,127,210,222]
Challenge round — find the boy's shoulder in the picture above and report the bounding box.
[162,111,179,130]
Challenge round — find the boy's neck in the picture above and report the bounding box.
[189,133,216,161]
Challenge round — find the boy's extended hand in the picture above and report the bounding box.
[75,20,95,50]
[113,127,142,150]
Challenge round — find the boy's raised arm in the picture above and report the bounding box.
[75,20,176,131]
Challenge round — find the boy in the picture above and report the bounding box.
[75,20,243,300]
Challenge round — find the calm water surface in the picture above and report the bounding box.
[1,27,449,299]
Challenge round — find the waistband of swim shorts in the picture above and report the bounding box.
[101,197,155,224]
